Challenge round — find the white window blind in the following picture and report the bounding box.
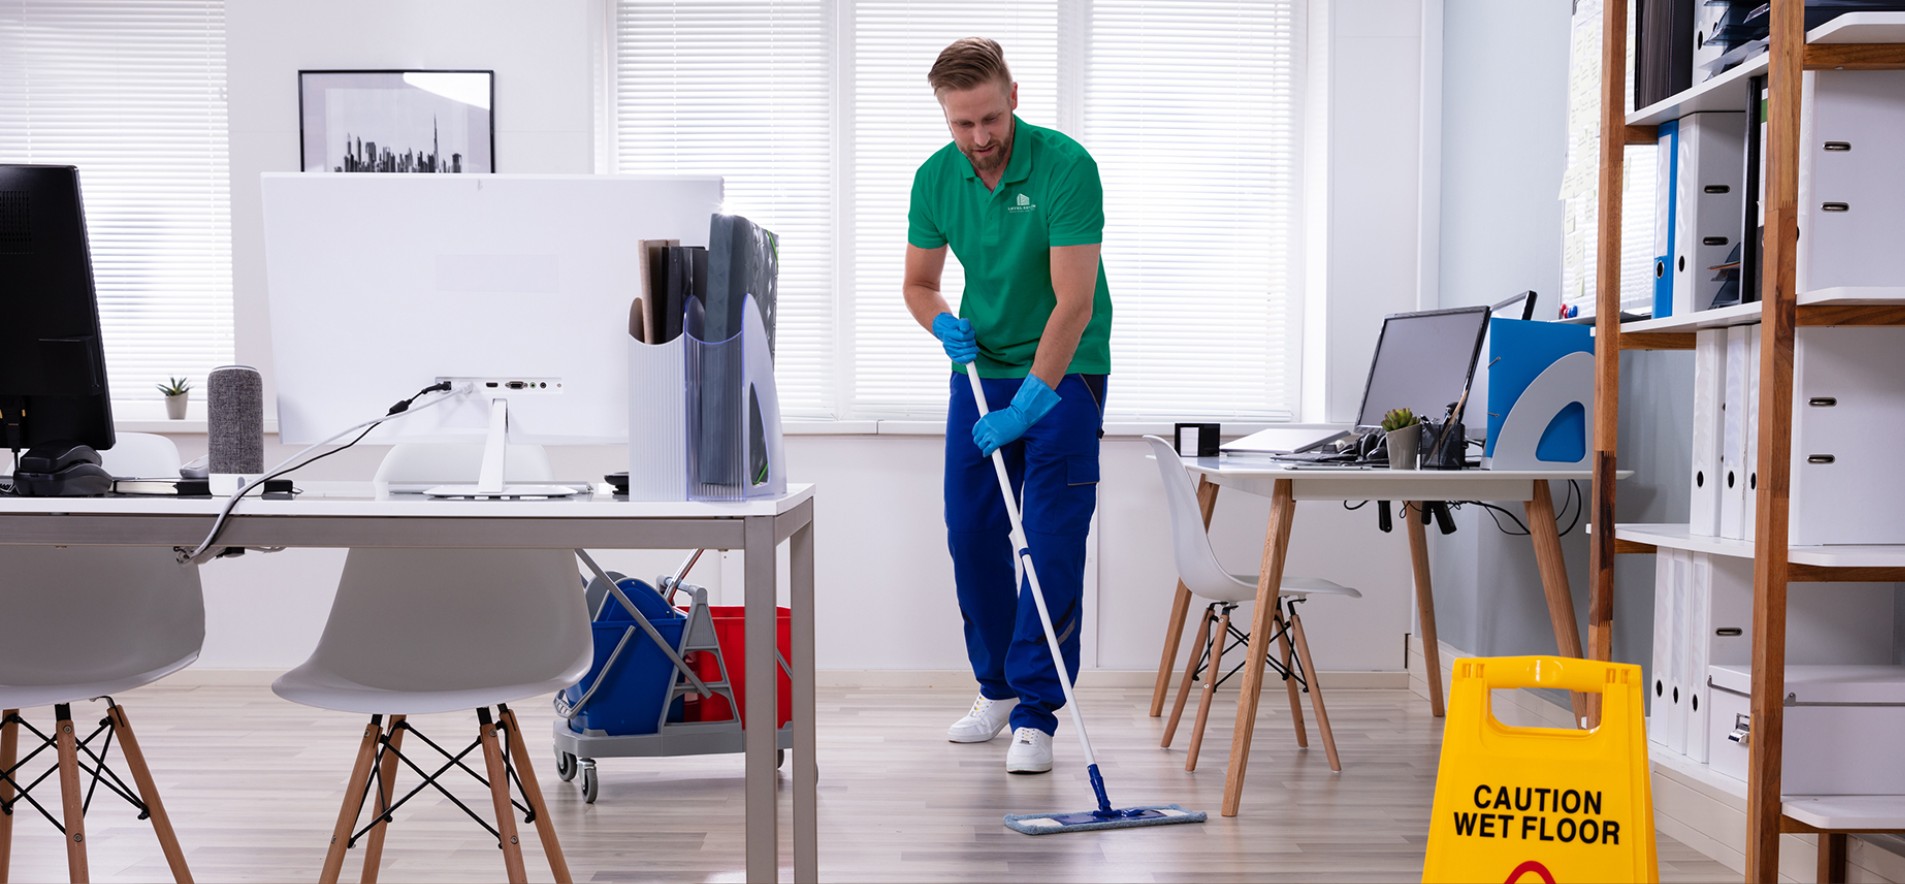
[0,0,233,408]
[848,2,1058,417]
[610,0,1305,421]
[610,0,836,419]
[1086,0,1301,420]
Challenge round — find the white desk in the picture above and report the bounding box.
[1151,458,1600,818]
[0,483,817,884]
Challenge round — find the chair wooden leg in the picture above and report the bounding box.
[0,710,17,884]
[53,706,88,883]
[1276,615,1308,748]
[478,710,528,884]
[1289,610,1342,772]
[499,707,571,884]
[320,717,385,884]
[1162,606,1214,748]
[1185,607,1232,772]
[359,715,406,884]
[105,706,192,883]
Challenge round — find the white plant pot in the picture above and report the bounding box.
[1385,424,1420,470]
[164,393,188,420]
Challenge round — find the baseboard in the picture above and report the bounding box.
[166,667,1409,691]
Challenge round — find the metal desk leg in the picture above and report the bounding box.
[1151,478,1220,717]
[1525,481,1591,725]
[1221,479,1295,818]
[744,516,780,883]
[1404,504,1446,718]
[791,511,817,884]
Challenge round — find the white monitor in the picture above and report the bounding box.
[260,173,724,495]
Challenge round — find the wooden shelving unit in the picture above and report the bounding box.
[1591,2,1905,880]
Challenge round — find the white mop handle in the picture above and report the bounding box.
[964,364,1097,767]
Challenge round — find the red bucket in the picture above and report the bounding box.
[681,606,791,729]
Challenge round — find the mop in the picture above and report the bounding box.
[963,363,1208,835]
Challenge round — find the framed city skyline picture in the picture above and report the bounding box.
[298,70,494,173]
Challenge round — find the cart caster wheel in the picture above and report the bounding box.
[776,749,786,769]
[581,764,599,804]
[555,751,577,782]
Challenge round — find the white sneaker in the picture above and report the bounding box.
[947,694,1017,743]
[1005,726,1053,774]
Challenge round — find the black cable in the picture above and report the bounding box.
[1343,499,1370,511]
[180,381,452,563]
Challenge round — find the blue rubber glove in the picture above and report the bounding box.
[973,375,1062,456]
[932,312,978,364]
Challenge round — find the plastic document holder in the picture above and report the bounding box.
[1484,318,1594,471]
[625,293,785,501]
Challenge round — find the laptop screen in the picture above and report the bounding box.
[1354,306,1491,430]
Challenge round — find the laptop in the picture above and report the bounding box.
[1221,306,1493,459]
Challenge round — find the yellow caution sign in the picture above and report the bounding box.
[1422,656,1657,884]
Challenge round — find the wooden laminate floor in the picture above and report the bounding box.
[0,682,1732,882]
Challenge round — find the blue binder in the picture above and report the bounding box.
[1653,119,1679,319]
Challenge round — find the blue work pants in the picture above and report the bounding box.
[945,372,1106,736]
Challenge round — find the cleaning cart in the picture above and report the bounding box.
[552,550,792,804]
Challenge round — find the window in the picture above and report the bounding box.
[610,0,1306,421]
[1559,0,1656,315]
[0,0,234,410]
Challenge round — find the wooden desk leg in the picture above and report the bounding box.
[1404,506,1446,718]
[1221,479,1294,818]
[1819,832,1847,884]
[1525,481,1591,725]
[1152,478,1220,717]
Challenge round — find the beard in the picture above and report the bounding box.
[960,129,1013,175]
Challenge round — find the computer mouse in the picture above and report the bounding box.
[179,454,210,479]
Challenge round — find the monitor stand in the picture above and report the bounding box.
[423,397,581,499]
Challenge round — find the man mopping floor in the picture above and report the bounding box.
[901,36,1112,776]
[900,37,1203,834]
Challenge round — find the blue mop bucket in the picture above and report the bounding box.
[562,578,687,736]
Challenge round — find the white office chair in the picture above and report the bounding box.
[0,433,197,882]
[1142,435,1361,773]
[273,443,590,884]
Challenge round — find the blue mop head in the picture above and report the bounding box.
[1003,804,1207,835]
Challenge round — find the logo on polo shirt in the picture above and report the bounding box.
[1007,192,1037,214]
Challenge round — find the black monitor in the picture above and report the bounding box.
[0,164,115,455]
[1354,306,1491,431]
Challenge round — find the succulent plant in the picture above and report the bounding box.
[156,376,193,397]
[1380,407,1419,433]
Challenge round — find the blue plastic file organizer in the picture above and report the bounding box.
[1485,318,1595,470]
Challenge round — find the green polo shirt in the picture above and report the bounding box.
[907,116,1112,379]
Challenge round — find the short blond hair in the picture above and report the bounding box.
[927,37,1012,93]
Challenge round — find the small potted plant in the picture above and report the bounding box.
[157,376,192,420]
[1380,407,1421,470]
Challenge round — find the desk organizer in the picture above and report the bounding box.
[625,292,785,501]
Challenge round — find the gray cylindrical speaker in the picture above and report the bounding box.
[207,364,264,473]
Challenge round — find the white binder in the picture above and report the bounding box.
[1741,325,1761,542]
[1792,327,1905,545]
[1650,549,1686,754]
[1687,552,1755,764]
[1689,329,1726,536]
[1672,112,1747,316]
[1718,326,1751,540]
[1797,70,1905,296]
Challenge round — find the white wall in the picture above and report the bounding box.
[193,0,1433,677]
